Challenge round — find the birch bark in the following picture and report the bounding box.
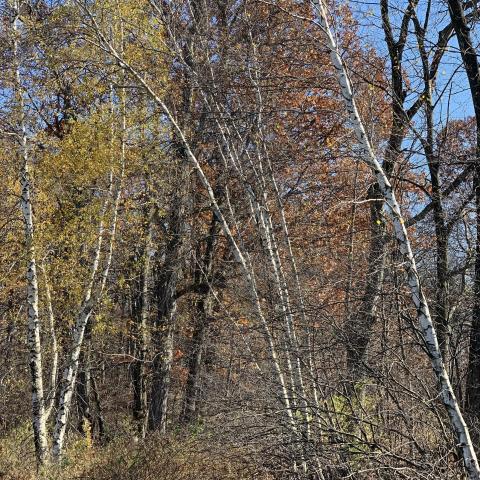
[40,262,59,421]
[82,6,307,468]
[51,187,109,459]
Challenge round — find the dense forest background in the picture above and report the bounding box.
[2,0,480,478]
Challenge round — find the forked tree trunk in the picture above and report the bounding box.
[52,105,124,459]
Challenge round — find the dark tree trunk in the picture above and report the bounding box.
[425,108,450,360]
[411,16,451,361]
[148,0,202,433]
[148,182,188,433]
[77,319,106,442]
[345,0,413,388]
[91,374,105,441]
[181,297,210,424]
[148,276,177,433]
[131,211,153,437]
[181,212,219,423]
[346,184,386,385]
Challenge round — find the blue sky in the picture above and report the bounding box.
[345,0,476,122]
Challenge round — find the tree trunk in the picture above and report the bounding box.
[410,12,451,364]
[148,188,187,433]
[52,151,123,459]
[181,297,210,424]
[90,8,320,456]
[345,0,416,387]
[181,211,219,423]
[131,210,153,437]
[52,69,125,458]
[148,301,176,433]
[41,263,59,420]
[76,320,93,441]
[91,374,105,440]
[346,184,386,386]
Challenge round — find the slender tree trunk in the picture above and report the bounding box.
[76,320,93,441]
[311,0,480,477]
[52,57,126,456]
[87,10,315,459]
[11,1,49,464]
[52,189,122,457]
[131,210,153,437]
[76,344,104,443]
[91,374,105,440]
[411,16,451,361]
[346,184,386,386]
[52,275,100,458]
[41,263,59,420]
[52,123,124,459]
[202,65,312,457]
[52,176,110,459]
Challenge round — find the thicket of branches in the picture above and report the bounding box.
[2,0,480,478]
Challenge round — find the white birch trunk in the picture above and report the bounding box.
[12,1,49,464]
[311,0,480,477]
[40,262,59,420]
[51,206,107,458]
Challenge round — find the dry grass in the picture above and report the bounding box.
[0,420,261,480]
